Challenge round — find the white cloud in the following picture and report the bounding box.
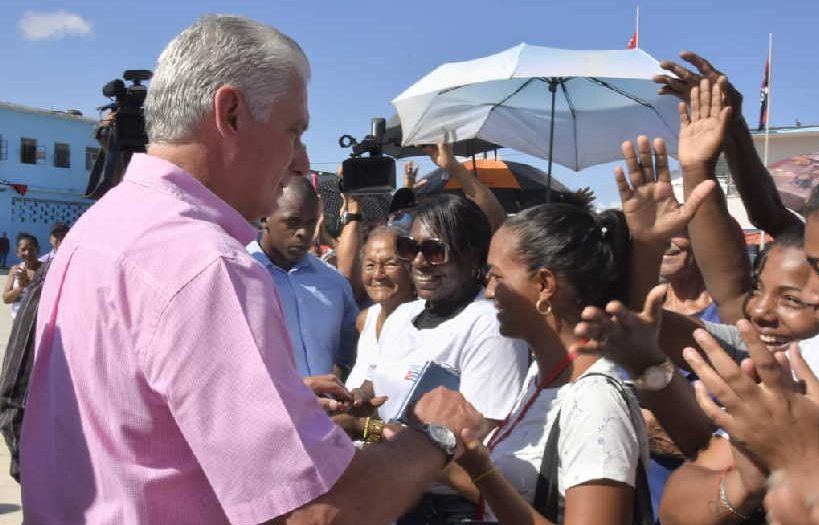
[19,10,93,41]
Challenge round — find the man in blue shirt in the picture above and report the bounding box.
[248,177,359,379]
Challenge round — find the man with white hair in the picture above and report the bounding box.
[20,15,482,525]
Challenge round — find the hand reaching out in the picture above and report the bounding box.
[678,77,732,170]
[615,136,715,244]
[572,283,669,376]
[654,51,743,119]
[683,321,819,472]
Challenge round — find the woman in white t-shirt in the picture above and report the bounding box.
[443,203,651,525]
[345,226,415,391]
[360,193,529,524]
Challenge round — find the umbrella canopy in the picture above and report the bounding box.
[381,115,500,159]
[392,43,680,172]
[416,159,572,212]
[768,152,819,214]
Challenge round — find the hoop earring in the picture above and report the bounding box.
[536,298,552,316]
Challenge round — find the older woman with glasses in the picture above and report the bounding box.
[354,192,528,524]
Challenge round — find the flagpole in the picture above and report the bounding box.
[635,6,640,48]
[761,32,773,250]
[763,33,772,166]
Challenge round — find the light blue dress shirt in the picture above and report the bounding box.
[247,241,359,377]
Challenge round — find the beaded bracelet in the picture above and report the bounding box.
[719,469,749,521]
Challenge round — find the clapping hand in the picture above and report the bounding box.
[615,136,715,244]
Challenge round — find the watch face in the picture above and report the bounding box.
[429,424,457,450]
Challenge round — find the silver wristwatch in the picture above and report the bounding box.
[419,423,457,464]
[631,359,675,391]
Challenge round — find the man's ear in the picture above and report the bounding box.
[213,85,244,136]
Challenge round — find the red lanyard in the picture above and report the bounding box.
[487,351,577,451]
[478,351,577,519]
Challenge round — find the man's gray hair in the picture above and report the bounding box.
[145,15,310,144]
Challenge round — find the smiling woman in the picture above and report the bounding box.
[363,193,530,524]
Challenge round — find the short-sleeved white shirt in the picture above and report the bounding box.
[487,358,648,518]
[346,303,382,390]
[369,293,529,422]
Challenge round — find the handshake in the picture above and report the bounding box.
[303,374,486,461]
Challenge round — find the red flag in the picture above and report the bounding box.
[10,184,28,196]
[627,31,638,49]
[758,58,770,130]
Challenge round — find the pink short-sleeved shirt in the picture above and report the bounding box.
[20,154,355,524]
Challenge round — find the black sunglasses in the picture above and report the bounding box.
[396,236,450,265]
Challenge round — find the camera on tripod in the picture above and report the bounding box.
[338,118,396,195]
[85,69,152,199]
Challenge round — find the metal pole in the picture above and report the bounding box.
[761,33,773,251]
[546,79,558,202]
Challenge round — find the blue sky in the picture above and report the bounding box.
[3,0,818,207]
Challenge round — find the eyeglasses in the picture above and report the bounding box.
[396,236,450,265]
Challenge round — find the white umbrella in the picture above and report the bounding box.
[391,43,680,195]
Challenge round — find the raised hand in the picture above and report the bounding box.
[678,77,732,170]
[683,321,819,472]
[421,142,459,172]
[403,161,419,189]
[614,136,715,244]
[654,51,743,117]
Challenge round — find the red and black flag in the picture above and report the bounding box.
[758,58,770,130]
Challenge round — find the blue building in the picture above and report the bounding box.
[0,101,98,264]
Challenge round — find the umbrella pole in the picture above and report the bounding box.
[546,78,558,202]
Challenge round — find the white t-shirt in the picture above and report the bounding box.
[798,333,819,375]
[487,358,648,518]
[369,294,529,422]
[346,303,382,390]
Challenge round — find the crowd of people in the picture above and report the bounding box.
[0,14,817,525]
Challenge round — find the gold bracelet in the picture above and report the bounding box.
[362,417,370,441]
[365,418,385,444]
[472,467,497,484]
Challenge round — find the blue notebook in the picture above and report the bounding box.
[393,361,461,424]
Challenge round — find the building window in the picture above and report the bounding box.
[54,143,71,168]
[85,147,100,171]
[0,135,7,161]
[21,138,37,164]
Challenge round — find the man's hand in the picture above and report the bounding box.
[413,387,485,461]
[678,77,732,170]
[654,51,743,119]
[615,136,715,244]
[572,283,669,376]
[683,321,819,471]
[303,374,354,413]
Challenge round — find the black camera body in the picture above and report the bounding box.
[339,118,396,195]
[86,69,152,199]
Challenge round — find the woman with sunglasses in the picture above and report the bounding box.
[364,193,529,523]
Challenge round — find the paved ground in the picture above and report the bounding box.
[0,295,23,524]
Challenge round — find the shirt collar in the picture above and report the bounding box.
[123,153,256,245]
[246,240,312,273]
